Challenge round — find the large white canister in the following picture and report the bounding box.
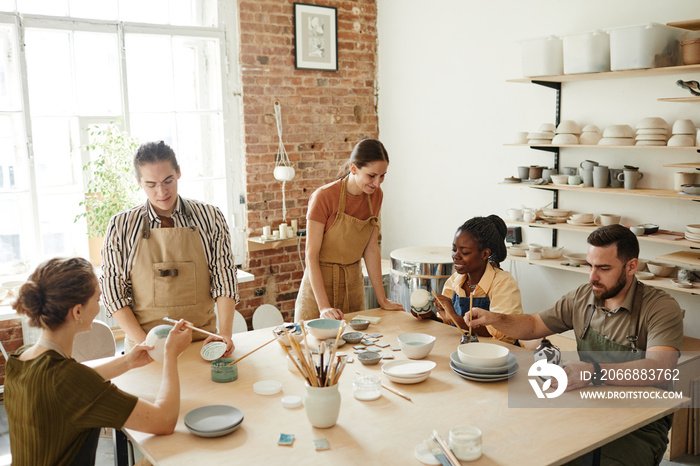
[608,23,687,71]
[519,36,563,77]
[563,30,610,74]
[389,246,454,313]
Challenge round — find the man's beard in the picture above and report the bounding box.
[592,268,628,301]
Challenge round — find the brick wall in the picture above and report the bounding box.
[0,319,23,387]
[236,0,379,323]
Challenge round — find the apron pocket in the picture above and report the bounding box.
[153,261,197,307]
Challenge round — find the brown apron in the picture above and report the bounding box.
[128,204,216,347]
[295,177,378,321]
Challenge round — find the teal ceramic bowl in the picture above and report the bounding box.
[211,358,238,383]
[306,318,344,340]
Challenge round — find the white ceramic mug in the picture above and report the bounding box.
[507,208,523,221]
[523,211,536,223]
[594,214,621,226]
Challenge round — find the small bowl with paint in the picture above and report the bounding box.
[358,351,382,366]
[349,319,370,331]
[211,358,238,383]
[342,332,364,344]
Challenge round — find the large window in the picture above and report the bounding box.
[0,1,244,276]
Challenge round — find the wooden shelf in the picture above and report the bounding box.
[507,255,700,295]
[527,184,700,202]
[657,251,700,267]
[507,64,700,84]
[247,236,302,252]
[504,143,699,150]
[658,97,700,103]
[663,163,700,169]
[508,220,699,249]
[666,19,700,31]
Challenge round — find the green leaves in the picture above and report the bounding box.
[75,124,141,238]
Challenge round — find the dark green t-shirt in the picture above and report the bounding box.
[6,348,138,466]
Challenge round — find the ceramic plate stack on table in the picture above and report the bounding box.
[599,124,635,146]
[449,351,519,382]
[381,360,436,384]
[184,405,244,438]
[685,224,700,243]
[635,117,669,146]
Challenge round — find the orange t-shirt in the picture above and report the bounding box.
[307,179,383,232]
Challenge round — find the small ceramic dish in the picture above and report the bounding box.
[342,332,364,344]
[686,224,700,235]
[508,246,528,257]
[201,341,228,361]
[598,137,635,146]
[550,174,569,185]
[682,184,700,195]
[635,117,669,130]
[272,323,303,347]
[306,318,345,340]
[358,351,382,366]
[602,124,635,138]
[647,262,676,277]
[253,380,282,395]
[641,223,659,235]
[564,253,587,266]
[349,319,370,331]
[635,271,655,280]
[671,279,694,289]
[630,226,645,236]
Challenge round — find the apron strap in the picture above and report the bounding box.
[627,281,645,353]
[141,204,151,239]
[580,303,596,340]
[338,177,348,214]
[323,260,358,311]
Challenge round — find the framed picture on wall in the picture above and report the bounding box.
[294,3,338,71]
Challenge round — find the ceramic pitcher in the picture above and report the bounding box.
[305,384,341,428]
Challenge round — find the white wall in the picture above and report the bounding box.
[376,0,700,338]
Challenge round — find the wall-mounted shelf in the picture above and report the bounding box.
[507,255,699,295]
[507,64,700,84]
[500,183,700,203]
[664,163,700,169]
[657,251,700,267]
[658,97,700,103]
[508,220,699,249]
[505,143,699,151]
[247,236,302,252]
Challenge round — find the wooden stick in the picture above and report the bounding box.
[287,328,317,386]
[277,339,307,382]
[162,317,219,339]
[469,291,474,337]
[227,338,276,366]
[325,324,344,386]
[300,322,319,383]
[356,371,413,402]
[432,430,460,466]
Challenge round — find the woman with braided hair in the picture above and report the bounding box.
[431,215,523,344]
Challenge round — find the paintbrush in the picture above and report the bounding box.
[226,338,275,366]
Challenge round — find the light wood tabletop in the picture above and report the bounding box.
[112,309,686,465]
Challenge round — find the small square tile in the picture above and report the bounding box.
[381,353,394,359]
[361,339,374,346]
[347,356,354,363]
[391,346,401,351]
[278,433,295,446]
[354,349,368,354]
[369,333,383,338]
[353,345,366,350]
[313,438,330,451]
[375,342,390,348]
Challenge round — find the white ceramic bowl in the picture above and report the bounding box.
[635,271,655,280]
[508,245,528,257]
[527,132,554,140]
[630,226,645,236]
[525,250,542,260]
[598,137,635,146]
[457,343,509,368]
[686,224,700,235]
[582,124,600,132]
[551,133,579,145]
[306,319,345,340]
[579,132,602,145]
[667,134,696,147]
[542,246,564,259]
[564,253,587,266]
[273,324,304,346]
[603,125,635,138]
[550,174,569,185]
[635,117,669,130]
[542,208,570,218]
[647,262,676,278]
[537,123,556,133]
[556,120,581,134]
[672,119,697,135]
[397,333,436,359]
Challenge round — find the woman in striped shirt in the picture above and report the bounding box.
[6,257,191,466]
[100,141,239,354]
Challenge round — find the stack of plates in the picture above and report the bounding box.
[635,117,669,146]
[527,130,555,145]
[685,224,700,243]
[184,405,244,438]
[449,351,519,382]
[381,360,436,384]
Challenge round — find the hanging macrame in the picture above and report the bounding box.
[273,101,295,221]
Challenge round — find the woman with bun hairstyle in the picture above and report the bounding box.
[432,216,523,343]
[6,257,192,466]
[294,139,404,321]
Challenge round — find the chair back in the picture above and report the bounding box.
[252,304,284,330]
[232,310,249,333]
[73,320,116,362]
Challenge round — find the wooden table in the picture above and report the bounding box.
[113,309,686,465]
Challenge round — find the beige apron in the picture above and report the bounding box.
[127,204,216,347]
[295,177,378,321]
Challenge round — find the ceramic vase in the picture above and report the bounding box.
[534,338,561,366]
[305,384,341,428]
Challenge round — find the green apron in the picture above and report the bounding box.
[575,281,671,466]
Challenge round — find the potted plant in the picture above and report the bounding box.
[75,124,141,265]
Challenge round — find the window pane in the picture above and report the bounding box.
[176,113,224,178]
[0,1,16,12]
[74,32,121,116]
[0,114,28,192]
[129,112,176,148]
[31,117,81,188]
[16,0,68,16]
[37,191,88,258]
[25,29,74,116]
[0,193,33,269]
[178,178,227,218]
[125,34,174,112]
[119,0,168,25]
[69,0,117,20]
[0,24,22,111]
[173,37,221,111]
[120,0,217,27]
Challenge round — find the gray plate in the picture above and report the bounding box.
[450,351,516,374]
[184,405,244,433]
[185,420,243,438]
[449,362,518,382]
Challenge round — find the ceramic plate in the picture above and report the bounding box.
[566,220,595,226]
[253,380,282,395]
[449,351,517,374]
[685,235,700,243]
[186,418,243,438]
[414,442,441,465]
[184,405,244,433]
[450,362,518,382]
[383,371,430,384]
[200,342,227,361]
[382,360,436,377]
